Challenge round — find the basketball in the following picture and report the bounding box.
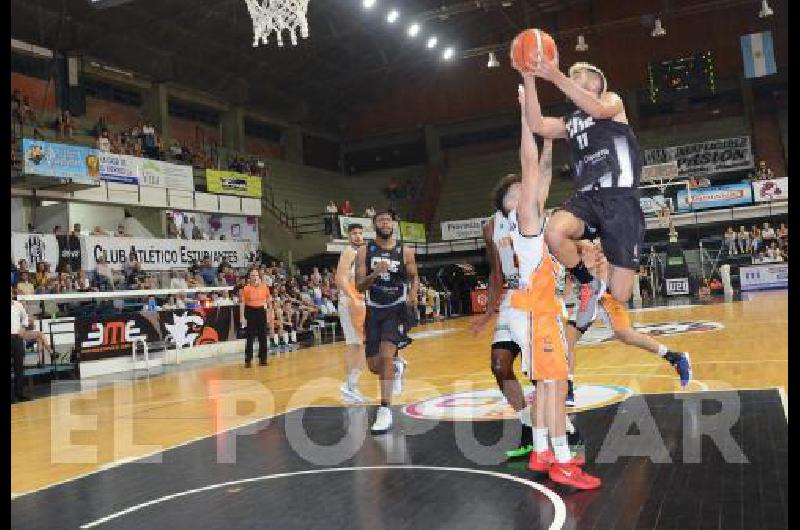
[510,28,557,73]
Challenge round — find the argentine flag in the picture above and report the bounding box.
[741,31,777,78]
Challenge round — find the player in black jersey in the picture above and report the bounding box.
[522,59,645,330]
[355,210,419,434]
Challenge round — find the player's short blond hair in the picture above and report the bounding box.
[568,62,607,95]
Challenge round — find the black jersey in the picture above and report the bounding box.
[366,240,407,308]
[564,106,643,191]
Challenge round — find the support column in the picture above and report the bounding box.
[283,125,304,164]
[144,83,169,139]
[221,107,246,152]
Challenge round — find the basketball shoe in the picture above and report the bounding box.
[575,278,606,330]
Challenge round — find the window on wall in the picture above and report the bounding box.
[83,77,142,107]
[244,119,283,142]
[167,100,220,126]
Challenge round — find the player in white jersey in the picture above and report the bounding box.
[472,118,584,462]
[335,223,368,403]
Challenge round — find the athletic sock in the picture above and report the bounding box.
[290,330,297,343]
[551,435,572,464]
[347,369,361,389]
[533,428,549,453]
[657,344,669,357]
[568,261,595,285]
[517,405,533,427]
[565,415,576,435]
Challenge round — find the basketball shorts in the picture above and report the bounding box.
[561,188,646,270]
[506,307,568,381]
[365,304,406,357]
[338,296,365,346]
[491,291,521,355]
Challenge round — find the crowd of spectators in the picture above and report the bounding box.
[750,160,776,181]
[323,200,379,237]
[722,222,788,263]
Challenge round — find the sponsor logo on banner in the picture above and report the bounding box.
[740,264,788,291]
[22,139,101,184]
[141,159,194,190]
[643,136,754,177]
[578,320,724,346]
[403,384,632,420]
[399,221,427,243]
[666,278,690,296]
[752,177,788,202]
[205,170,262,198]
[675,182,753,212]
[99,153,141,184]
[11,233,59,266]
[440,217,489,241]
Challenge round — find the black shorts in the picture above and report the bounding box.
[365,304,407,357]
[561,188,645,270]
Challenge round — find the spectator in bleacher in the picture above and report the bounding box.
[169,270,188,290]
[737,225,751,254]
[324,200,337,236]
[755,160,774,180]
[17,259,29,276]
[53,225,64,236]
[767,242,784,262]
[16,272,34,296]
[72,223,82,237]
[698,176,711,188]
[97,130,112,153]
[55,110,74,139]
[750,225,762,255]
[762,222,776,245]
[364,205,376,218]
[94,256,113,291]
[126,261,147,290]
[339,200,353,216]
[199,258,217,285]
[723,227,737,255]
[142,121,157,158]
[778,223,788,249]
[116,224,129,238]
[33,262,49,290]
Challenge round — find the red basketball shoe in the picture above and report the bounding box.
[548,463,602,490]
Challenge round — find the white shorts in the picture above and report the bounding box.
[492,291,515,345]
[338,296,365,346]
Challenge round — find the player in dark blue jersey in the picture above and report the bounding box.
[355,210,419,434]
[522,59,645,331]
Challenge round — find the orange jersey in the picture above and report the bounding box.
[241,284,271,308]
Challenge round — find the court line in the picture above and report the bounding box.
[576,359,788,371]
[777,386,788,421]
[78,465,566,530]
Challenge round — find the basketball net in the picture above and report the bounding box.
[245,0,310,47]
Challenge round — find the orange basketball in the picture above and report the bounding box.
[510,29,557,73]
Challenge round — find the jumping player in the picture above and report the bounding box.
[511,83,600,489]
[523,59,646,332]
[564,241,692,397]
[355,211,419,434]
[335,223,368,403]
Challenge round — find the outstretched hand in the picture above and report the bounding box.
[531,55,562,84]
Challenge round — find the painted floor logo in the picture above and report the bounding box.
[578,320,724,346]
[402,384,632,421]
[408,329,458,340]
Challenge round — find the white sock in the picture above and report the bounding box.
[272,334,280,345]
[657,344,669,356]
[290,330,297,343]
[568,374,574,382]
[551,435,571,464]
[533,428,549,452]
[517,405,532,427]
[347,369,361,389]
[282,331,290,344]
[565,415,575,435]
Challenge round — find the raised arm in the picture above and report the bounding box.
[517,85,542,236]
[531,58,623,120]
[522,74,567,139]
[535,137,554,213]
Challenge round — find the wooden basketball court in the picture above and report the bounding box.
[11,292,788,529]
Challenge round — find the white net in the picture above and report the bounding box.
[245,0,310,48]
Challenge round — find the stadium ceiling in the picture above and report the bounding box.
[10,0,756,134]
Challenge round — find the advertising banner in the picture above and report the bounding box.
[22,139,100,184]
[140,159,194,190]
[338,216,401,241]
[440,217,489,241]
[75,306,241,361]
[740,263,788,291]
[751,177,788,202]
[99,153,142,185]
[206,170,262,198]
[675,182,753,212]
[643,136,754,177]
[399,221,427,243]
[80,236,254,271]
[11,233,59,267]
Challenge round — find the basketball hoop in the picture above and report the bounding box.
[245,0,310,47]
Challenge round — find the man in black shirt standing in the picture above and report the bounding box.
[355,211,419,434]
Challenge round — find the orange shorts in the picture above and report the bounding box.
[508,308,568,381]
